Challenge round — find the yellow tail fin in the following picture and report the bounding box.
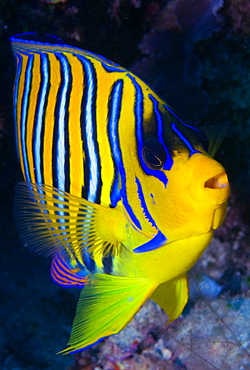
[59,273,155,354]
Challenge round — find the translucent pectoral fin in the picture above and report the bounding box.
[14,181,126,261]
[150,274,188,323]
[59,273,155,354]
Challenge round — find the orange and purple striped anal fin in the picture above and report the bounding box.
[51,254,87,288]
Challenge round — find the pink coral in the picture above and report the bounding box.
[152,0,224,41]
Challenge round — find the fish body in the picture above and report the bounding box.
[11,33,229,353]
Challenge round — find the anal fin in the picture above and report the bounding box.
[50,253,87,288]
[150,274,188,323]
[59,273,155,354]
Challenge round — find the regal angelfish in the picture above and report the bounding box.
[11,33,229,354]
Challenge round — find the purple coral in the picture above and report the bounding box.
[225,0,250,34]
[151,0,224,42]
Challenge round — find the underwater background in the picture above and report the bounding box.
[0,0,250,369]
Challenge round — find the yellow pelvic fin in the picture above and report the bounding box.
[150,274,188,323]
[14,182,128,262]
[59,273,155,354]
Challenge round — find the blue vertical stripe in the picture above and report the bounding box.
[171,123,201,157]
[108,80,123,208]
[33,54,49,184]
[107,79,141,229]
[149,94,173,171]
[55,53,70,192]
[164,104,198,133]
[20,54,34,182]
[78,55,101,203]
[13,54,23,160]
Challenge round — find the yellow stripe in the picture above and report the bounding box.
[63,52,86,263]
[26,54,41,183]
[65,52,85,198]
[118,75,139,209]
[95,67,119,206]
[117,75,157,234]
[43,53,61,186]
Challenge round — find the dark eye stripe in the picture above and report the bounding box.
[128,74,168,186]
[149,95,173,171]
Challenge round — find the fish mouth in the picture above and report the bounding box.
[187,154,230,205]
[204,172,229,190]
[203,172,230,206]
[188,171,230,206]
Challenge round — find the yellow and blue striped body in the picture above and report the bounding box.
[12,33,230,353]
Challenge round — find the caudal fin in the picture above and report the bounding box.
[59,273,155,354]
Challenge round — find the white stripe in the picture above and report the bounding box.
[57,54,69,192]
[34,55,49,183]
[21,55,33,182]
[84,61,98,202]
[13,54,22,160]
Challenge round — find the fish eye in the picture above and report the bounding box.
[142,139,166,170]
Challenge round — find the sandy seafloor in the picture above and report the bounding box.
[0,0,250,369]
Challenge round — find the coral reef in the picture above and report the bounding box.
[225,0,250,34]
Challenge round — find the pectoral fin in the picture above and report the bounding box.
[14,181,167,261]
[150,274,188,322]
[14,182,127,261]
[59,273,155,354]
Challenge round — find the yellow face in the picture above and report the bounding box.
[120,98,230,250]
[140,150,229,243]
[117,147,229,283]
[117,90,229,250]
